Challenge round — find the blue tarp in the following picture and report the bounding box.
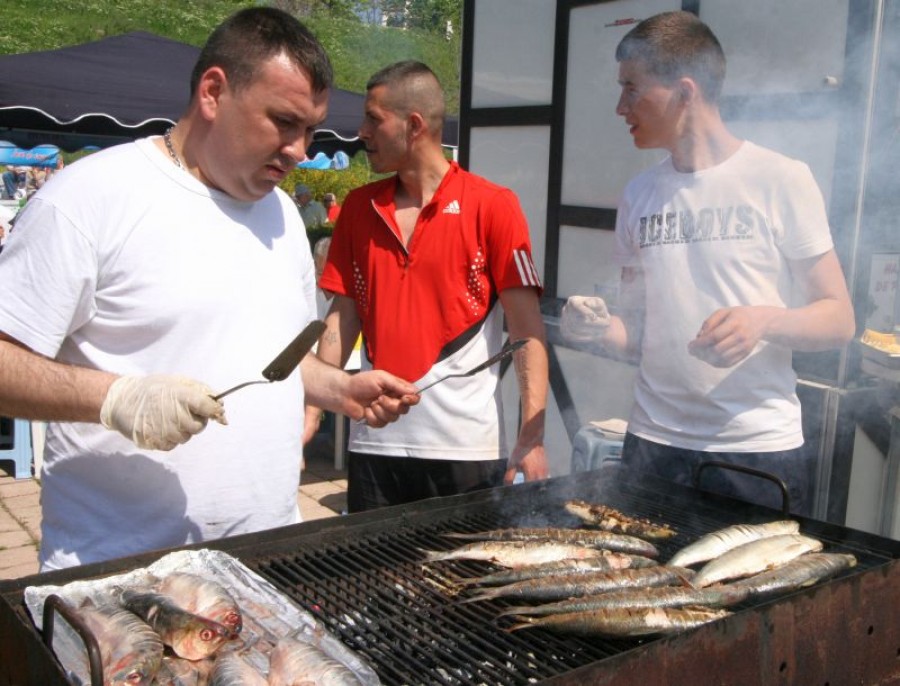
[0,141,60,167]
[297,150,351,170]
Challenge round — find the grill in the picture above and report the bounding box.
[3,470,900,685]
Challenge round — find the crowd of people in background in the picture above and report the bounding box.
[293,184,342,230]
[1,158,63,201]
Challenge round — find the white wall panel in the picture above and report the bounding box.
[561,0,674,208]
[556,226,620,300]
[471,0,556,107]
[469,126,550,280]
[728,118,839,207]
[702,0,851,96]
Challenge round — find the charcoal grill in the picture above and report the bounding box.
[2,470,900,685]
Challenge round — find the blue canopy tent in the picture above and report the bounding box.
[0,32,458,157]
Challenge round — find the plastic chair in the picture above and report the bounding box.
[571,424,624,473]
[0,418,33,479]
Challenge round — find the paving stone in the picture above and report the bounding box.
[0,529,35,550]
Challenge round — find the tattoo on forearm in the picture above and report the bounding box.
[324,331,338,345]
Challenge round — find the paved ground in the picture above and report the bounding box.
[0,431,346,580]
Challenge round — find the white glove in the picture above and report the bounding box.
[561,295,611,343]
[100,375,227,451]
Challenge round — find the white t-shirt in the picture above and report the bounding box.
[0,138,316,569]
[614,141,834,452]
[349,304,508,460]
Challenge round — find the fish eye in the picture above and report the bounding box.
[200,628,215,641]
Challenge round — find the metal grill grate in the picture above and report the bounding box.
[3,471,899,686]
[245,475,897,685]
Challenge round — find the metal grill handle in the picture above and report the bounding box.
[694,460,791,517]
[42,594,104,686]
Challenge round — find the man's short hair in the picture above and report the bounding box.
[615,11,726,103]
[294,184,311,197]
[190,7,333,97]
[366,60,445,133]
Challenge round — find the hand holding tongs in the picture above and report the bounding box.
[417,338,528,393]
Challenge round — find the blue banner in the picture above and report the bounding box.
[0,141,60,168]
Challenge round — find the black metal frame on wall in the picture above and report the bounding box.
[460,0,887,390]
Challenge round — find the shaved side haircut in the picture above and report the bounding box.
[366,60,446,133]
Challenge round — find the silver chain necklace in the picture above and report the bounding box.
[163,127,185,170]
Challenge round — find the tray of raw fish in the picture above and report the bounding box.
[24,548,379,685]
[423,500,857,640]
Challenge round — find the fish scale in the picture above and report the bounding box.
[500,583,750,618]
[729,552,857,598]
[668,520,801,568]
[73,600,163,686]
[691,533,824,588]
[508,605,730,638]
[465,565,692,603]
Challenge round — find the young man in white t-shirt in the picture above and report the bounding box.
[561,11,855,515]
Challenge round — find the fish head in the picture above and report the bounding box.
[215,608,243,636]
[169,616,235,661]
[107,651,162,686]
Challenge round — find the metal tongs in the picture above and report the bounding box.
[417,338,528,393]
[213,320,326,401]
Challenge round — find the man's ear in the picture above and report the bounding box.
[197,67,227,121]
[407,112,427,140]
[678,77,700,105]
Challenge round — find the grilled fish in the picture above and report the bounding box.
[208,652,267,686]
[267,636,363,686]
[443,527,655,554]
[457,552,657,587]
[118,588,234,661]
[508,605,729,637]
[692,534,824,588]
[152,655,216,685]
[728,552,857,598]
[154,572,243,636]
[668,520,800,568]
[422,540,615,568]
[442,526,660,557]
[73,599,163,686]
[564,500,677,540]
[500,583,749,617]
[465,565,691,603]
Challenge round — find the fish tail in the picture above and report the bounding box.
[419,548,448,563]
[668,566,696,587]
[459,590,497,604]
[497,606,535,618]
[505,617,538,632]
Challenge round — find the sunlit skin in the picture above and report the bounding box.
[358,85,411,175]
[615,58,684,153]
[170,52,329,202]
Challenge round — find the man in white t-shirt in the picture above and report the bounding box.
[0,8,417,570]
[561,11,855,515]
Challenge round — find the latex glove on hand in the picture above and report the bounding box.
[100,375,227,450]
[560,295,611,344]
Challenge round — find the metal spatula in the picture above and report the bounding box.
[213,320,327,401]
[417,338,528,393]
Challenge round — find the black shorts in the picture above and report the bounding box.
[347,451,506,513]
[621,433,814,516]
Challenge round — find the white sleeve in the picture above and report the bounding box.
[0,197,98,357]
